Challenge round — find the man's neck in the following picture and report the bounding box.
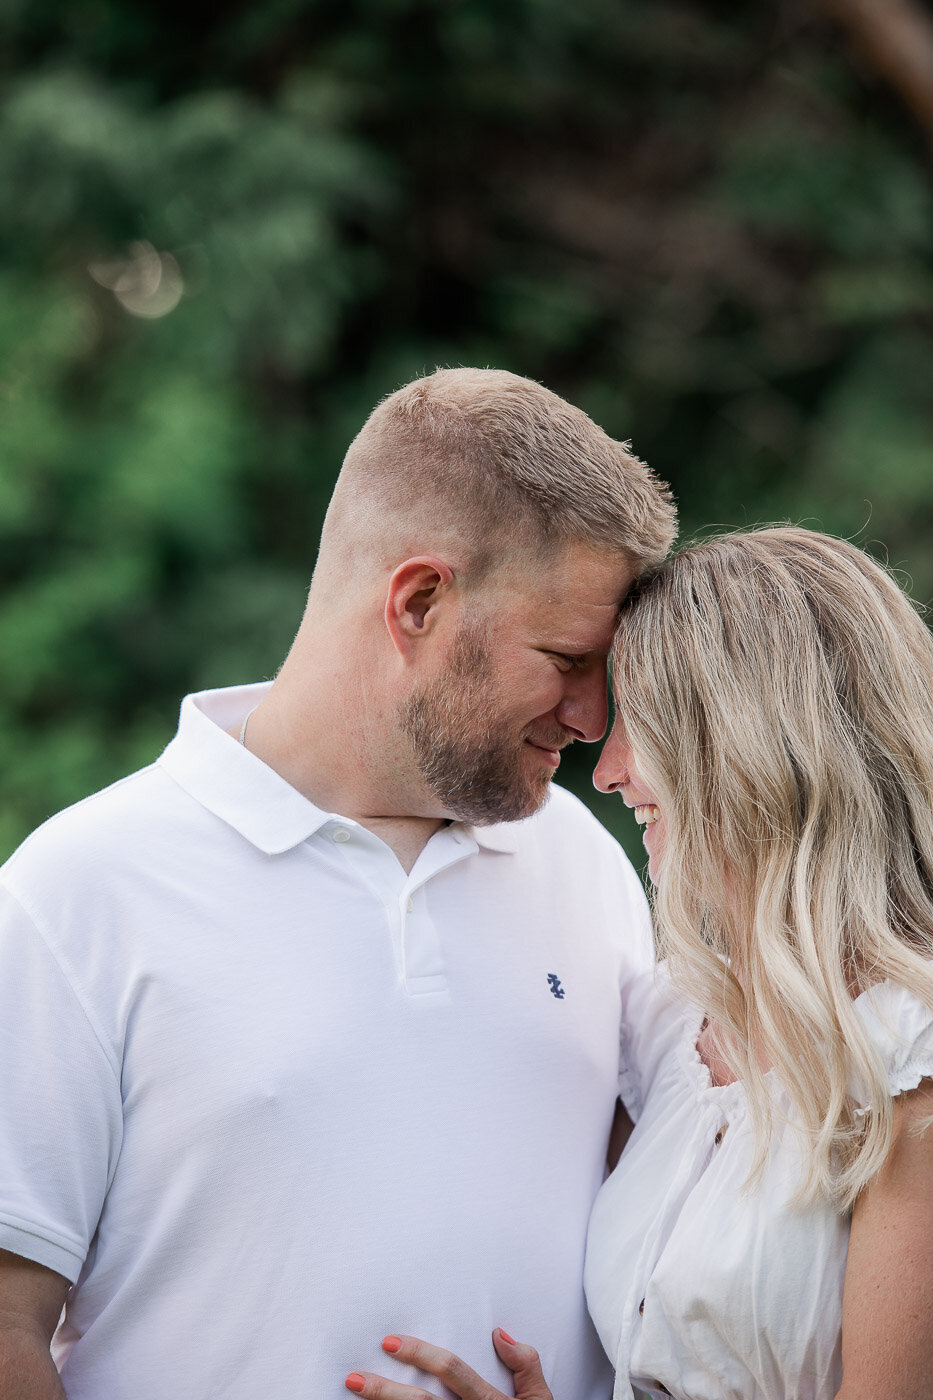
[231,683,449,874]
[352,814,447,875]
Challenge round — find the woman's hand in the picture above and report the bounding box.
[345,1329,554,1400]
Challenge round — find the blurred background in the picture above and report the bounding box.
[1,0,932,868]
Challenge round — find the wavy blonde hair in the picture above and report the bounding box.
[613,527,933,1208]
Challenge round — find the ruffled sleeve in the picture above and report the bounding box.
[854,979,933,1102]
[618,1016,644,1122]
[618,963,687,1122]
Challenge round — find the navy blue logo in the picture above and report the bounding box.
[547,973,565,1000]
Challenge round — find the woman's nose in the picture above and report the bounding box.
[593,721,630,794]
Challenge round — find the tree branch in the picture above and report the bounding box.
[818,0,933,142]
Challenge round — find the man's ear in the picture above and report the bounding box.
[384,557,455,658]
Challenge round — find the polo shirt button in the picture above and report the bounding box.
[333,828,351,843]
[406,897,414,913]
[715,1124,728,1145]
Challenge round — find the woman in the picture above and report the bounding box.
[345,528,933,1400]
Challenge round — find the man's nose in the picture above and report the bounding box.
[555,669,609,744]
[593,721,629,792]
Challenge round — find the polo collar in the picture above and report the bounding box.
[159,683,519,858]
[159,684,334,855]
[468,823,519,854]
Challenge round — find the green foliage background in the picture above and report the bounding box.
[1,0,932,866]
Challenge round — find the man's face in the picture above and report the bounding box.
[401,542,635,825]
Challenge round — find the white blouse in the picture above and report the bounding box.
[584,964,933,1400]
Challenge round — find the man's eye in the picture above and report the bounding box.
[553,653,587,670]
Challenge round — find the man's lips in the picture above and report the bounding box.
[525,738,565,769]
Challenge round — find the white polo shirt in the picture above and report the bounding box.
[0,684,653,1400]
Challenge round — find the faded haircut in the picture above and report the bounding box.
[321,367,677,582]
[613,526,933,1209]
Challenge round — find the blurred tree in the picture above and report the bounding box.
[819,0,933,141]
[0,0,931,868]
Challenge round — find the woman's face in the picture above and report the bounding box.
[593,717,666,882]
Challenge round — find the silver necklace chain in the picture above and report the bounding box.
[238,705,258,748]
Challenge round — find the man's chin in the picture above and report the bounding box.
[449,775,553,828]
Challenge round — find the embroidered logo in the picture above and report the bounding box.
[547,973,565,1000]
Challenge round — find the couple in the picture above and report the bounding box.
[0,369,930,1400]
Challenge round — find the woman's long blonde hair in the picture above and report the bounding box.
[614,527,933,1208]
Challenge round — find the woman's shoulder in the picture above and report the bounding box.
[619,961,704,1120]
[853,974,933,1102]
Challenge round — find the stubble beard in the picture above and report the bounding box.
[400,622,556,826]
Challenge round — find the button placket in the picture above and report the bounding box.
[398,885,447,993]
[330,823,475,1000]
[395,827,480,997]
[325,823,413,985]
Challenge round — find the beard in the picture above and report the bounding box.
[400,620,564,826]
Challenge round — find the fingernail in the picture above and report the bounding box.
[498,1328,517,1345]
[382,1336,402,1354]
[346,1375,366,1394]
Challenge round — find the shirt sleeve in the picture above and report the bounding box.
[612,852,656,1122]
[0,883,123,1283]
[853,977,933,1103]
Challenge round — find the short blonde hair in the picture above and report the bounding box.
[613,527,933,1207]
[329,367,676,578]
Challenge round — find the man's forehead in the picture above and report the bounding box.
[516,593,622,657]
[516,542,636,603]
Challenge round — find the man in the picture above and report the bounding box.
[0,368,676,1398]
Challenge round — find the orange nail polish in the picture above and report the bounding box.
[346,1375,366,1394]
[498,1329,517,1345]
[382,1336,402,1354]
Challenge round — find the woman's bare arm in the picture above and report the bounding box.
[607,1099,634,1172]
[836,1078,933,1398]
